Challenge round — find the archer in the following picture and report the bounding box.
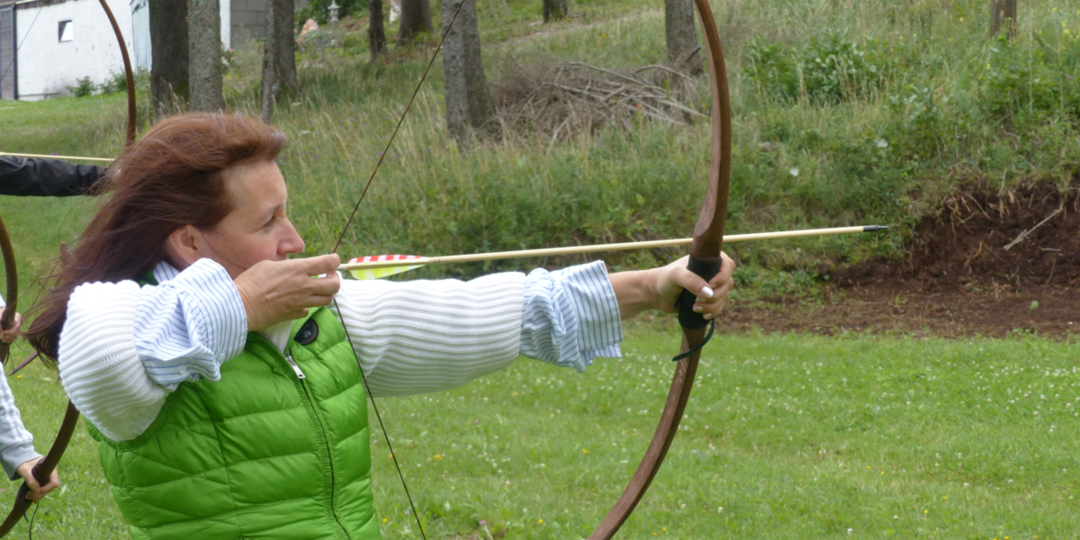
[21,112,734,540]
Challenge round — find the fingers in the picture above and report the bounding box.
[305,272,340,297]
[25,470,59,502]
[0,311,20,344]
[290,253,341,276]
[692,252,736,320]
[17,460,42,501]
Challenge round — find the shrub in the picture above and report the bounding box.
[886,85,946,158]
[981,33,1080,125]
[67,76,95,98]
[746,32,892,103]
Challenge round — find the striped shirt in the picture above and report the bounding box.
[133,259,623,391]
[0,295,41,479]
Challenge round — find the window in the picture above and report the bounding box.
[58,20,73,42]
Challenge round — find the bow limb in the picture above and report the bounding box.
[0,1,135,535]
[589,0,731,537]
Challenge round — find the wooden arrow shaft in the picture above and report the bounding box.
[0,152,114,163]
[337,225,886,271]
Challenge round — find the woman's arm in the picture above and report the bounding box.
[0,367,39,480]
[0,157,106,197]
[333,273,527,398]
[609,254,735,319]
[58,281,170,441]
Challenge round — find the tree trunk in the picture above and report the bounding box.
[665,0,698,70]
[150,0,189,118]
[990,0,1017,39]
[542,0,567,23]
[188,0,224,111]
[442,0,494,147]
[369,0,388,60]
[397,0,432,46]
[261,0,299,122]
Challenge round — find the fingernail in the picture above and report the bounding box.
[699,286,714,298]
[693,305,703,313]
[703,312,713,320]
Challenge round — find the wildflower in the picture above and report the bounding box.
[538,519,544,524]
[789,168,800,177]
[582,448,589,454]
[479,520,487,526]
[875,138,889,148]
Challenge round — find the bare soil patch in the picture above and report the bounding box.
[720,180,1080,339]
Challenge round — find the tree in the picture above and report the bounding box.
[150,0,189,118]
[542,0,568,23]
[261,0,300,122]
[369,0,388,60]
[188,0,224,111]
[442,0,494,146]
[397,0,432,46]
[990,0,1017,39]
[665,0,698,70]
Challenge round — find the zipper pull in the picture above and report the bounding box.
[285,353,306,379]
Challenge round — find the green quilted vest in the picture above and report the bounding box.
[89,304,380,540]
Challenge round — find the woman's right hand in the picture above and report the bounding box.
[234,254,341,331]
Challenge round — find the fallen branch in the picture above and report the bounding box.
[1003,206,1062,251]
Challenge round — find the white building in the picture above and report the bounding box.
[0,0,255,101]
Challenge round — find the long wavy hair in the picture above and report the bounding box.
[26,113,286,362]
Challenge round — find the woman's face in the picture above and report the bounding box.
[197,160,305,278]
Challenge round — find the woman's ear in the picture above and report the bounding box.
[164,225,204,270]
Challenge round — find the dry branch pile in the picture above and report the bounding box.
[492,57,705,142]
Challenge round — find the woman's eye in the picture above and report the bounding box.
[263,217,276,228]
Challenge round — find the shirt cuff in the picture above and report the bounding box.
[0,442,39,481]
[134,258,248,389]
[521,261,622,372]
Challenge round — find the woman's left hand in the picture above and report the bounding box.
[652,253,736,320]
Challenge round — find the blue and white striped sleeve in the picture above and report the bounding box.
[133,258,248,390]
[0,294,39,478]
[0,370,38,480]
[520,261,623,372]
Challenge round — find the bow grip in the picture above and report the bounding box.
[676,254,721,330]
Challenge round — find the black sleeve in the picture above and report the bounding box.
[0,156,107,197]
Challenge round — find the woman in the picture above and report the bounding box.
[26,113,734,540]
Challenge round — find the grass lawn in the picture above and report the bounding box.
[1,328,1078,539]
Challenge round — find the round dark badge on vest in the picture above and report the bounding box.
[296,319,319,345]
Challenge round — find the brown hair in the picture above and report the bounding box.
[27,112,286,362]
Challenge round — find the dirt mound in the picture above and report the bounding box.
[841,180,1080,289]
[720,180,1080,339]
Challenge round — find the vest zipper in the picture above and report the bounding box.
[285,353,306,379]
[282,345,351,539]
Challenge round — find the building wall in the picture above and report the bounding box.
[15,0,134,100]
[231,0,307,44]
[231,0,267,42]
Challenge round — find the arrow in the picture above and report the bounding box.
[0,152,114,163]
[339,225,887,279]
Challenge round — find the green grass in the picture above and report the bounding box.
[3,328,1080,538]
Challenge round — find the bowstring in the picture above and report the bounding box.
[329,1,469,537]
